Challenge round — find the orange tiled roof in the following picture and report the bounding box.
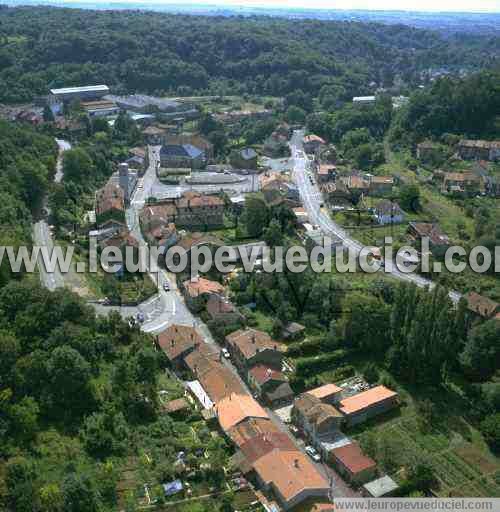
[339,385,397,416]
[253,449,329,503]
[307,383,342,400]
[183,277,225,298]
[249,364,286,385]
[216,393,269,432]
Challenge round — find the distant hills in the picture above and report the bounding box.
[2,1,500,35]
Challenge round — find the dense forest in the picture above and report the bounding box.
[389,69,500,147]
[0,5,499,103]
[0,120,56,283]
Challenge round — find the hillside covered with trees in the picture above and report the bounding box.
[0,5,499,103]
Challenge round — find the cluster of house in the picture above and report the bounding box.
[155,322,333,510]
[417,140,500,197]
[292,383,400,490]
[140,191,225,237]
[435,166,500,198]
[154,314,401,509]
[90,162,140,253]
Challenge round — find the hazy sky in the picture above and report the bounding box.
[70,0,500,13]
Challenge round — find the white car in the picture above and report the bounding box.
[222,348,230,359]
[305,446,321,462]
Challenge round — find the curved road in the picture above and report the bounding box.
[290,131,461,303]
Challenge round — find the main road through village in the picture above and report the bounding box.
[290,130,462,303]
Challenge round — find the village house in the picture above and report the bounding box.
[303,134,326,155]
[416,140,443,164]
[340,174,370,196]
[316,164,337,184]
[206,294,244,326]
[140,192,225,232]
[369,176,394,196]
[339,385,399,427]
[248,364,294,407]
[225,328,286,373]
[281,322,306,341]
[198,364,247,404]
[230,147,258,170]
[293,207,309,226]
[234,431,296,475]
[156,324,204,371]
[142,125,169,145]
[251,449,331,510]
[182,277,225,312]
[292,393,344,446]
[81,99,119,118]
[330,443,377,486]
[95,182,125,225]
[373,200,405,225]
[160,143,207,170]
[174,191,225,229]
[321,181,351,205]
[441,172,482,196]
[458,140,500,162]
[216,393,270,433]
[162,397,191,417]
[407,222,451,257]
[227,416,282,448]
[464,292,500,320]
[263,132,290,158]
[306,383,343,406]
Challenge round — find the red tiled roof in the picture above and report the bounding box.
[228,417,281,447]
[239,432,296,465]
[199,365,246,404]
[225,328,285,361]
[332,443,376,475]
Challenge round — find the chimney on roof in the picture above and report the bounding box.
[251,333,256,344]
[294,459,299,468]
[171,339,175,347]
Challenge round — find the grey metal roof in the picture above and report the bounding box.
[50,85,109,95]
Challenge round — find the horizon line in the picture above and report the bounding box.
[4,0,500,15]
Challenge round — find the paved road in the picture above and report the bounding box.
[33,139,72,290]
[123,146,214,338]
[290,130,461,303]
